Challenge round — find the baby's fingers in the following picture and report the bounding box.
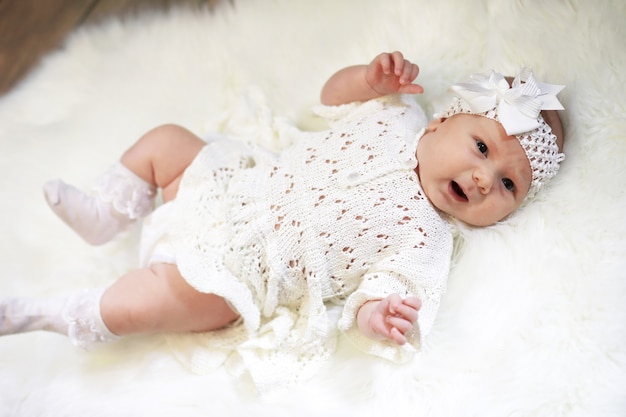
[389,51,406,75]
[376,53,394,75]
[389,326,408,345]
[398,83,424,95]
[389,300,420,323]
[398,60,418,84]
[403,296,422,311]
[399,306,419,325]
[386,315,414,335]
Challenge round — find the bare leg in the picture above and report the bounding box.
[101,127,236,335]
[4,126,239,344]
[120,124,206,203]
[44,124,206,244]
[101,128,237,335]
[101,263,239,336]
[1,264,238,345]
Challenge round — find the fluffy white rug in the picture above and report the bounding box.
[1,0,625,415]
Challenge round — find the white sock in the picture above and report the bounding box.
[1,289,120,349]
[43,163,156,245]
[0,295,69,335]
[63,288,120,349]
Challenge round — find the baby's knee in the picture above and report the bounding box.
[141,124,194,147]
[152,123,188,136]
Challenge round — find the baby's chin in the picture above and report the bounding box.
[456,209,516,228]
[442,205,511,227]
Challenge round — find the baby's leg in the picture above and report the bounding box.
[101,263,239,335]
[1,264,239,347]
[44,125,205,245]
[119,124,207,204]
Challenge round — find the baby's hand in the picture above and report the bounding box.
[357,294,422,345]
[365,51,424,97]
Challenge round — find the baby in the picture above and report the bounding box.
[0,51,565,390]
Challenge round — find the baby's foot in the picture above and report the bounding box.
[43,180,130,245]
[0,296,68,336]
[1,290,119,348]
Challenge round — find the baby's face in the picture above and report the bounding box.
[416,114,532,227]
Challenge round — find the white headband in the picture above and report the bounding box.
[436,68,566,200]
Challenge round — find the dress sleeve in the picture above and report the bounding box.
[312,94,425,130]
[337,238,452,362]
[337,270,423,362]
[311,100,368,127]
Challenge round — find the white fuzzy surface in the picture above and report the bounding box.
[1,0,625,415]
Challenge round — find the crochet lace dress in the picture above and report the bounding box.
[159,95,453,393]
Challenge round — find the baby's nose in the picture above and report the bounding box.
[473,167,495,194]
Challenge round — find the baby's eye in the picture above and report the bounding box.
[502,178,515,191]
[476,141,488,155]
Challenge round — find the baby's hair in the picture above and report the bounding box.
[505,76,564,152]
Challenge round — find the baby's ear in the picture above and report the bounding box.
[427,118,445,131]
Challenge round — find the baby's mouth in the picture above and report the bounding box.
[450,181,468,202]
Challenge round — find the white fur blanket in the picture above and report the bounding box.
[1,0,625,415]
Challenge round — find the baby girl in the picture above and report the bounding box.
[1,51,565,391]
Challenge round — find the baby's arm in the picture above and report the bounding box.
[356,294,421,345]
[320,51,423,106]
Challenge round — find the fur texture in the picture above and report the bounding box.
[1,0,625,415]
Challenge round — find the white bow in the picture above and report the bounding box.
[449,68,565,135]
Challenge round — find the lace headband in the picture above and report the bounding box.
[436,68,566,201]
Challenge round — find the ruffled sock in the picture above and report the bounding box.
[0,288,120,349]
[0,295,69,335]
[63,288,120,349]
[43,162,156,245]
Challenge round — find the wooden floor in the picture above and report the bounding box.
[0,0,222,96]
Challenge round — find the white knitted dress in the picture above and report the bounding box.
[161,95,453,393]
